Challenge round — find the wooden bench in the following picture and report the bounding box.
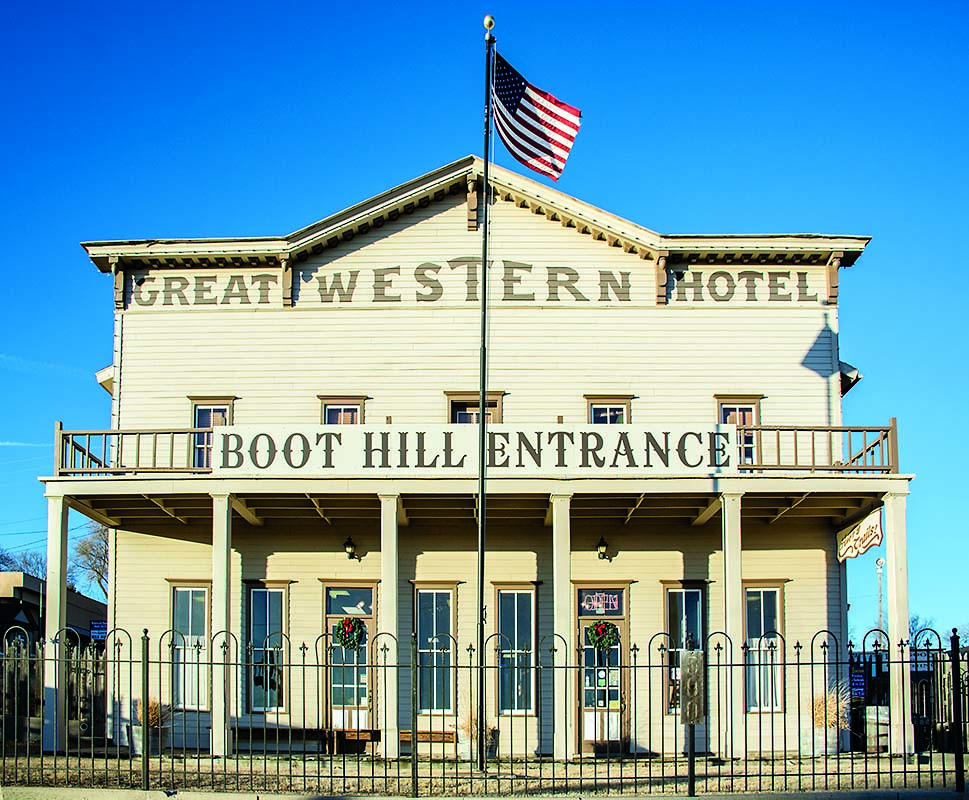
[230,726,380,755]
[399,729,457,744]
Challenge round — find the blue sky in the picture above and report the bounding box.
[1,1,965,637]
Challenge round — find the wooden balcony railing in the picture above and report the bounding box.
[53,419,899,478]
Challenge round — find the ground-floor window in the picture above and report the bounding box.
[249,586,285,712]
[416,587,453,712]
[745,586,782,711]
[172,586,208,710]
[666,586,704,713]
[496,587,535,714]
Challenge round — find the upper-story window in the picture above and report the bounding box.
[717,395,762,466]
[191,398,233,468]
[586,395,632,424]
[319,395,367,424]
[446,391,503,424]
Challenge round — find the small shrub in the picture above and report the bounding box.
[136,698,172,728]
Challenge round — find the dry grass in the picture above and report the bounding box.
[135,698,172,728]
[811,683,850,729]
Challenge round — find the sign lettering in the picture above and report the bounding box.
[213,424,737,478]
[126,262,825,309]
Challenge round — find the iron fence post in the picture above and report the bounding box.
[140,628,149,791]
[411,633,419,797]
[951,629,965,793]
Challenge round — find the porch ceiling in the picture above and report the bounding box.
[67,489,883,534]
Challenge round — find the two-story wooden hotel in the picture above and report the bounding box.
[41,155,912,759]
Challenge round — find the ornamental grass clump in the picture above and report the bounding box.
[811,683,849,730]
[136,698,172,728]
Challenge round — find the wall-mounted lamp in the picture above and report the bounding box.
[344,536,361,561]
[597,536,609,560]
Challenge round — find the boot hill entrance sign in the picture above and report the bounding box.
[213,424,738,478]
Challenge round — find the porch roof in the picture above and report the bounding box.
[43,476,903,535]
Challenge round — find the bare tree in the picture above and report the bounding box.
[73,523,109,598]
[0,546,78,589]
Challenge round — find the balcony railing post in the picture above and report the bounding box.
[888,417,899,474]
[53,421,63,477]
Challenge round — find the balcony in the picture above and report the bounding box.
[53,420,899,479]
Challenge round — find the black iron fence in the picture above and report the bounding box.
[1,625,965,795]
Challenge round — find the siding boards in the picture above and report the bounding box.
[115,198,836,430]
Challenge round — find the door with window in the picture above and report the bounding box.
[577,587,629,753]
[324,586,374,730]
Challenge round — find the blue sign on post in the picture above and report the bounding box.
[90,620,107,642]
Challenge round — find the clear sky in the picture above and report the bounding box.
[1,1,965,639]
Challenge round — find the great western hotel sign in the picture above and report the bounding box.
[212,425,738,478]
[127,260,827,308]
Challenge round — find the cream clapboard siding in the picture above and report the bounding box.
[111,512,841,751]
[113,196,840,431]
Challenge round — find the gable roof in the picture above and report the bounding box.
[82,155,869,272]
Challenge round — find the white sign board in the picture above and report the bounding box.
[837,508,884,562]
[212,424,738,479]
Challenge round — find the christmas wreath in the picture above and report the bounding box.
[587,620,620,652]
[335,617,367,650]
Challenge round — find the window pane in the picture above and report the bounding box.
[173,588,207,710]
[591,405,625,424]
[497,590,534,712]
[417,590,452,711]
[746,592,764,640]
[763,590,777,634]
[577,589,623,617]
[325,405,359,424]
[326,587,373,616]
[249,588,284,711]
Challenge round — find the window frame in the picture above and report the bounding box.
[413,582,457,714]
[662,581,707,715]
[168,581,211,712]
[585,395,633,425]
[245,580,291,714]
[494,583,537,716]
[743,581,786,713]
[445,391,504,424]
[716,394,763,467]
[318,395,367,424]
[189,396,235,469]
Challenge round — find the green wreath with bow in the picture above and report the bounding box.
[335,617,367,650]
[587,620,620,652]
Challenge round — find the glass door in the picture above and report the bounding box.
[577,587,628,754]
[325,586,374,730]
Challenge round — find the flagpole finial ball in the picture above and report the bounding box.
[484,15,495,30]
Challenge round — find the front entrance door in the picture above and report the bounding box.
[577,587,628,754]
[324,586,374,731]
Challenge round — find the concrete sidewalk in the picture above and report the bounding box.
[1,789,964,800]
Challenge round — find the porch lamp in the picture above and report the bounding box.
[596,536,609,560]
[343,536,361,561]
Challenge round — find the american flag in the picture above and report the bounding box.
[491,53,581,181]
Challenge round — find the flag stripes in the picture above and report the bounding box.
[491,53,581,181]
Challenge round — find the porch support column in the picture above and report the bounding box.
[42,493,69,753]
[550,493,573,760]
[378,493,400,758]
[884,490,913,753]
[210,492,233,756]
[721,491,744,758]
